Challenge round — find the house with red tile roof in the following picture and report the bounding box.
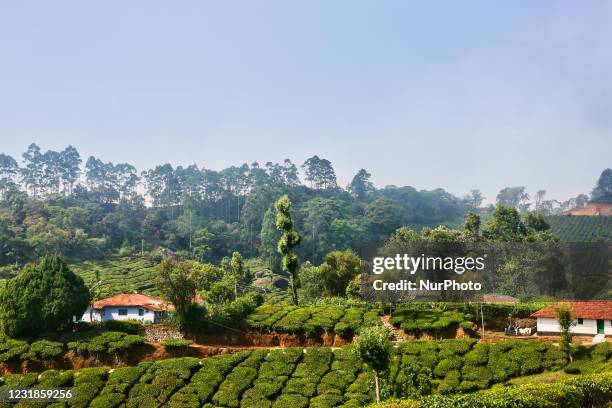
[81,293,173,323]
[531,301,612,336]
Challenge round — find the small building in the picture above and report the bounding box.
[560,202,612,216]
[531,301,612,336]
[81,293,172,324]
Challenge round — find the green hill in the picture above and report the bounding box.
[546,215,612,242]
[71,256,159,298]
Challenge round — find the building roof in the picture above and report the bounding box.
[531,301,612,320]
[93,293,173,312]
[561,202,612,216]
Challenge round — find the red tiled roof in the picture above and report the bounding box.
[531,301,612,320]
[93,293,173,311]
[561,203,612,216]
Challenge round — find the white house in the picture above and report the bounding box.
[531,301,612,336]
[81,293,172,324]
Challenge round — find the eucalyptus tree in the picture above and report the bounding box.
[21,143,45,196]
[0,153,19,199]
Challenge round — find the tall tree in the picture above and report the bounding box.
[0,254,90,337]
[275,195,301,305]
[591,168,612,203]
[59,145,81,195]
[21,143,44,196]
[155,259,197,318]
[0,154,19,198]
[348,168,374,199]
[302,155,337,189]
[496,186,530,212]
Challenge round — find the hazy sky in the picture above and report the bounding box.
[1,1,610,203]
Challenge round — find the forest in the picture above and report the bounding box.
[1,143,609,272]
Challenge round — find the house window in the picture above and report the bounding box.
[100,309,105,317]
[577,318,583,325]
[138,308,144,316]
[118,308,128,316]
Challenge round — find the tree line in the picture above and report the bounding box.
[0,143,607,270]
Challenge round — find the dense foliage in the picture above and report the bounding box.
[0,254,90,337]
[373,371,612,408]
[0,144,476,270]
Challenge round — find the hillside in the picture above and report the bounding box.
[546,215,612,242]
[71,257,160,298]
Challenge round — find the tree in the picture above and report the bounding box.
[320,249,362,296]
[534,190,546,213]
[354,325,392,403]
[0,154,18,199]
[463,189,484,209]
[302,155,337,189]
[482,206,525,242]
[155,259,197,318]
[348,169,374,199]
[275,195,301,305]
[21,143,44,196]
[556,304,575,362]
[59,145,81,195]
[229,251,253,295]
[463,212,481,241]
[0,254,90,337]
[496,186,530,212]
[591,168,612,203]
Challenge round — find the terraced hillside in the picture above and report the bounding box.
[0,339,600,408]
[71,257,159,298]
[546,215,612,242]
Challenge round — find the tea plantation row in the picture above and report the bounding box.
[373,371,612,408]
[71,257,159,298]
[245,304,382,337]
[0,332,145,363]
[4,340,606,408]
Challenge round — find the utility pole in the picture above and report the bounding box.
[234,275,238,301]
[480,302,485,340]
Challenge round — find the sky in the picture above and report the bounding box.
[0,1,610,204]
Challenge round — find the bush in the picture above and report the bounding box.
[591,342,611,362]
[97,320,142,334]
[89,392,125,408]
[28,339,64,360]
[163,339,193,349]
[272,394,309,408]
[0,338,29,362]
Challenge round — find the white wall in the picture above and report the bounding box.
[81,306,156,323]
[536,317,611,335]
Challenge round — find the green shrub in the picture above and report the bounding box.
[591,342,611,362]
[310,393,345,408]
[97,320,142,334]
[433,357,462,378]
[463,343,488,366]
[89,393,124,408]
[163,339,193,348]
[272,394,309,408]
[213,366,259,407]
[0,339,29,362]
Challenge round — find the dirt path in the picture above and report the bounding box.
[380,315,406,342]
